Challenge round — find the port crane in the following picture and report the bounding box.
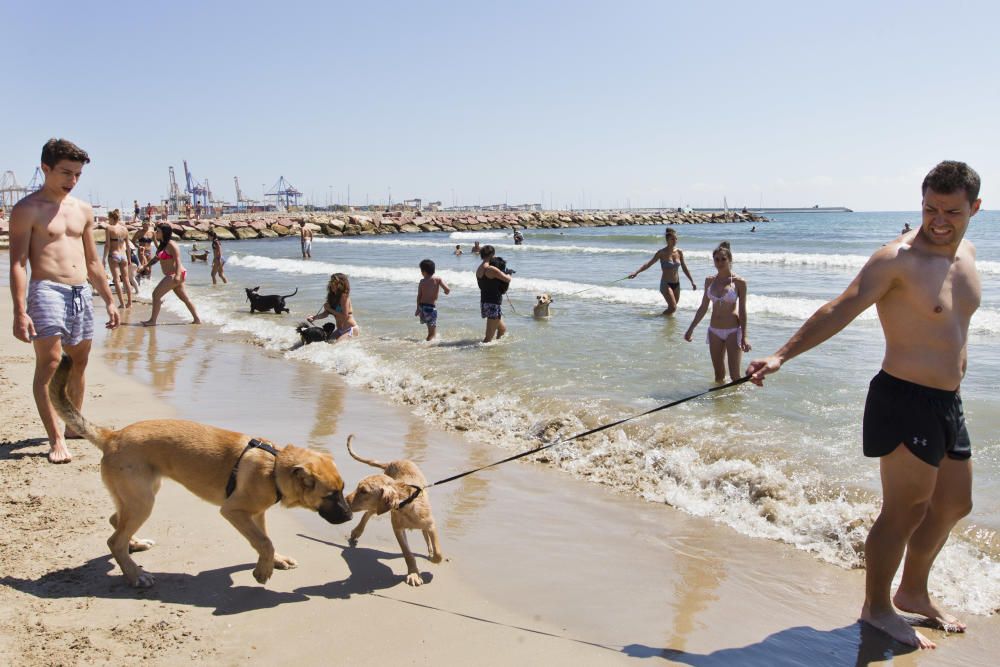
[265,176,302,211]
[234,176,255,211]
[183,160,210,207]
[0,170,29,207]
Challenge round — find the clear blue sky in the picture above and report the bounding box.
[4,1,998,211]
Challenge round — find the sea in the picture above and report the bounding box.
[139,210,1000,615]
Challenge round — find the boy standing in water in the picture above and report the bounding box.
[747,161,982,650]
[415,259,450,341]
[8,138,120,463]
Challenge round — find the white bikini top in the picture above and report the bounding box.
[707,276,738,304]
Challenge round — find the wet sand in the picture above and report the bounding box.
[1,279,998,665]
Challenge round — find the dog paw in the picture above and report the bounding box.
[273,554,298,570]
[130,569,156,588]
[405,572,424,587]
[348,532,362,546]
[430,553,444,564]
[128,538,156,553]
[253,562,274,584]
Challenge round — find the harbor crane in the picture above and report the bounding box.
[234,176,255,211]
[265,176,302,211]
[182,160,210,207]
[0,170,29,208]
[166,166,187,215]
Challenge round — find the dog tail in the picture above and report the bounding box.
[48,355,112,452]
[282,288,298,299]
[346,434,387,470]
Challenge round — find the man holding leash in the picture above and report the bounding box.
[8,138,120,463]
[746,161,981,649]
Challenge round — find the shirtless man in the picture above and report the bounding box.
[8,138,120,463]
[746,161,981,649]
[101,209,132,309]
[299,220,313,259]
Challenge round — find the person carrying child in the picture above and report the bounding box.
[415,259,451,341]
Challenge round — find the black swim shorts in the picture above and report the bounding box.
[862,370,971,467]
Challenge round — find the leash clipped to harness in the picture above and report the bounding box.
[397,375,752,509]
[226,438,283,505]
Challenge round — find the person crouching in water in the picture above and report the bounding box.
[476,245,511,343]
[138,223,201,326]
[684,241,751,382]
[416,259,451,341]
[307,272,360,340]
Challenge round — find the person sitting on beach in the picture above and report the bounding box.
[454,244,462,256]
[101,209,132,309]
[299,220,313,259]
[133,218,155,279]
[416,259,451,341]
[471,241,481,255]
[628,227,697,315]
[8,138,120,463]
[137,223,201,326]
[209,230,228,285]
[684,241,751,382]
[746,161,982,649]
[307,272,359,340]
[476,245,511,343]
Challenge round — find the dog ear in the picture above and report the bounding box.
[253,286,260,292]
[376,485,401,515]
[292,465,315,490]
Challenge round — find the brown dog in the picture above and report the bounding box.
[48,355,353,588]
[344,435,443,586]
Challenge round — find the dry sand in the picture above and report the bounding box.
[1,270,998,665]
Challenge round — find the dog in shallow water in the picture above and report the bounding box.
[293,321,338,348]
[533,293,553,318]
[344,435,443,586]
[189,244,209,263]
[246,286,298,314]
[48,355,353,588]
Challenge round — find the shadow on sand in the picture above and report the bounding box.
[0,437,51,459]
[623,622,917,666]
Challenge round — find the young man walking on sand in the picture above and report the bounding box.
[746,161,981,649]
[8,138,120,463]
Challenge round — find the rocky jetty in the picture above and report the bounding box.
[82,209,767,244]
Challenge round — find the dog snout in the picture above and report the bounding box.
[319,490,353,524]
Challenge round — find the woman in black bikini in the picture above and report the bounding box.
[138,224,201,326]
[628,228,696,315]
[132,219,155,279]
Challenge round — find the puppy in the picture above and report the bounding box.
[344,435,443,586]
[293,321,338,348]
[533,293,553,318]
[48,355,352,588]
[189,245,209,263]
[246,286,298,314]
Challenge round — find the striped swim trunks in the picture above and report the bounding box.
[27,280,95,347]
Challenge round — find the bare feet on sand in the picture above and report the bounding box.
[893,591,967,633]
[140,319,156,327]
[192,317,201,324]
[860,605,936,649]
[47,441,73,464]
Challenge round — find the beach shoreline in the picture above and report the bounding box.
[2,252,999,665]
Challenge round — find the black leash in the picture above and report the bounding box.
[397,374,751,508]
[226,438,283,505]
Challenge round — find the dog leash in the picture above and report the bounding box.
[564,275,630,297]
[397,374,752,509]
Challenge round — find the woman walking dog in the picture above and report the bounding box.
[307,273,360,341]
[628,227,696,315]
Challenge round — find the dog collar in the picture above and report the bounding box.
[226,438,283,505]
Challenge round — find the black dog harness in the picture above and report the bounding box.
[226,439,283,505]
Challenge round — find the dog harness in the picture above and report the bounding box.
[226,439,283,505]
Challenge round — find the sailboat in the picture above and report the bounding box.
[723,196,729,220]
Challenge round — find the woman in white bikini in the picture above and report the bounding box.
[628,227,696,315]
[306,272,360,341]
[101,209,132,309]
[138,224,201,326]
[684,241,751,382]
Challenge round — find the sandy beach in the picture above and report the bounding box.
[2,267,999,666]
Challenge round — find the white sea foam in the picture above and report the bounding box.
[150,287,1000,614]
[448,231,511,240]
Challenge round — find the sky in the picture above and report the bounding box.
[3,0,999,211]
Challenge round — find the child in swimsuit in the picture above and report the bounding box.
[415,259,451,341]
[684,241,751,382]
[137,223,201,326]
[628,227,696,315]
[307,272,360,341]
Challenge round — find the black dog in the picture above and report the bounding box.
[245,286,298,314]
[292,322,338,349]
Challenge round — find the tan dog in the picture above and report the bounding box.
[533,293,553,318]
[49,355,353,588]
[344,435,443,586]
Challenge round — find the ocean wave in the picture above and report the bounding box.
[149,287,1000,614]
[448,231,511,240]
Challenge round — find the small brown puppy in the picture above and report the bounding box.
[344,435,443,586]
[533,293,553,318]
[49,355,353,588]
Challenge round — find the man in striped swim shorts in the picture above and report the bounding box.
[8,138,120,463]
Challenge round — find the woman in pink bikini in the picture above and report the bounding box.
[138,224,201,326]
[684,241,751,382]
